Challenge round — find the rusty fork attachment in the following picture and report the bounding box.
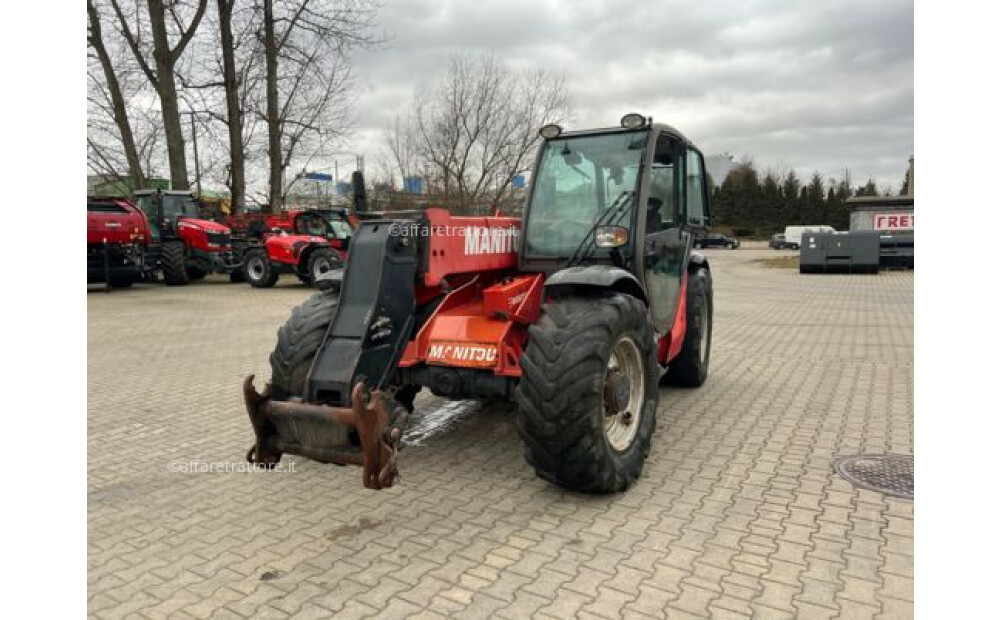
[243,375,405,489]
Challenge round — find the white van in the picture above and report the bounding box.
[782,225,835,249]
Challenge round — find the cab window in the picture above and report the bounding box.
[646,135,678,234]
[685,150,708,227]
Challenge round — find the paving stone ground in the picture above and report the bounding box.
[88,249,914,619]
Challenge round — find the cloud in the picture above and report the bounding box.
[346,0,913,187]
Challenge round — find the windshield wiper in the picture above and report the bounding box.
[564,190,636,267]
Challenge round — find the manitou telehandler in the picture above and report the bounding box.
[243,114,714,493]
[235,209,355,288]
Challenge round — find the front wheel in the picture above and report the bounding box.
[662,267,713,387]
[161,241,190,286]
[306,248,341,286]
[243,248,279,288]
[516,293,658,493]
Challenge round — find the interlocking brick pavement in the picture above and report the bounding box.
[88,249,913,619]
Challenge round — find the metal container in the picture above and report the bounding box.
[800,231,880,274]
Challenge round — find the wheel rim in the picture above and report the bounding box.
[603,336,645,451]
[248,256,265,280]
[312,257,331,280]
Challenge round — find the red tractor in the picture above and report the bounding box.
[237,209,355,288]
[243,114,714,493]
[133,189,243,285]
[87,197,154,288]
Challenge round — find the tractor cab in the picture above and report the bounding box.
[133,189,201,243]
[521,113,711,334]
[292,210,355,251]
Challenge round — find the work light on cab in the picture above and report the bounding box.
[620,113,647,129]
[538,124,563,139]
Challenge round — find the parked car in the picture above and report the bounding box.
[694,233,740,249]
[770,233,808,250]
[771,225,836,250]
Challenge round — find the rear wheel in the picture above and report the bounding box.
[244,248,278,288]
[663,267,713,387]
[516,293,658,493]
[307,248,341,286]
[161,241,190,286]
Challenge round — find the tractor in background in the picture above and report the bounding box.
[242,114,714,493]
[133,189,243,285]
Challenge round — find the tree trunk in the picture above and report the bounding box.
[147,0,189,190]
[217,0,244,211]
[87,0,144,190]
[263,0,282,213]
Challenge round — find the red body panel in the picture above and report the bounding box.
[87,199,150,246]
[263,233,331,266]
[421,208,521,287]
[398,209,542,378]
[177,217,233,251]
[657,274,688,365]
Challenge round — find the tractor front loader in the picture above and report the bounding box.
[243,114,714,493]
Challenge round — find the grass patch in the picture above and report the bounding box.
[754,256,799,269]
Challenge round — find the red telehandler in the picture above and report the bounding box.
[243,115,714,493]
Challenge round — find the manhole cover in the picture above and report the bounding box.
[834,454,913,499]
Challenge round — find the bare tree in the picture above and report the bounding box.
[395,53,571,211]
[258,0,379,212]
[110,0,209,190]
[88,0,146,190]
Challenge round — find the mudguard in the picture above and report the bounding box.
[544,265,648,304]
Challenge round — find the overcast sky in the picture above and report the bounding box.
[343,0,913,190]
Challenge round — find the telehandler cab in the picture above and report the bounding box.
[243,114,714,493]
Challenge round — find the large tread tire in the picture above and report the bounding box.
[244,248,279,288]
[306,248,341,286]
[516,292,659,494]
[270,290,340,400]
[268,290,408,436]
[161,241,190,286]
[663,267,713,387]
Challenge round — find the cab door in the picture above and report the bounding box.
[642,135,710,333]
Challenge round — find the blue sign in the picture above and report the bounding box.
[403,176,423,194]
[335,182,350,195]
[304,172,333,182]
[512,175,526,188]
